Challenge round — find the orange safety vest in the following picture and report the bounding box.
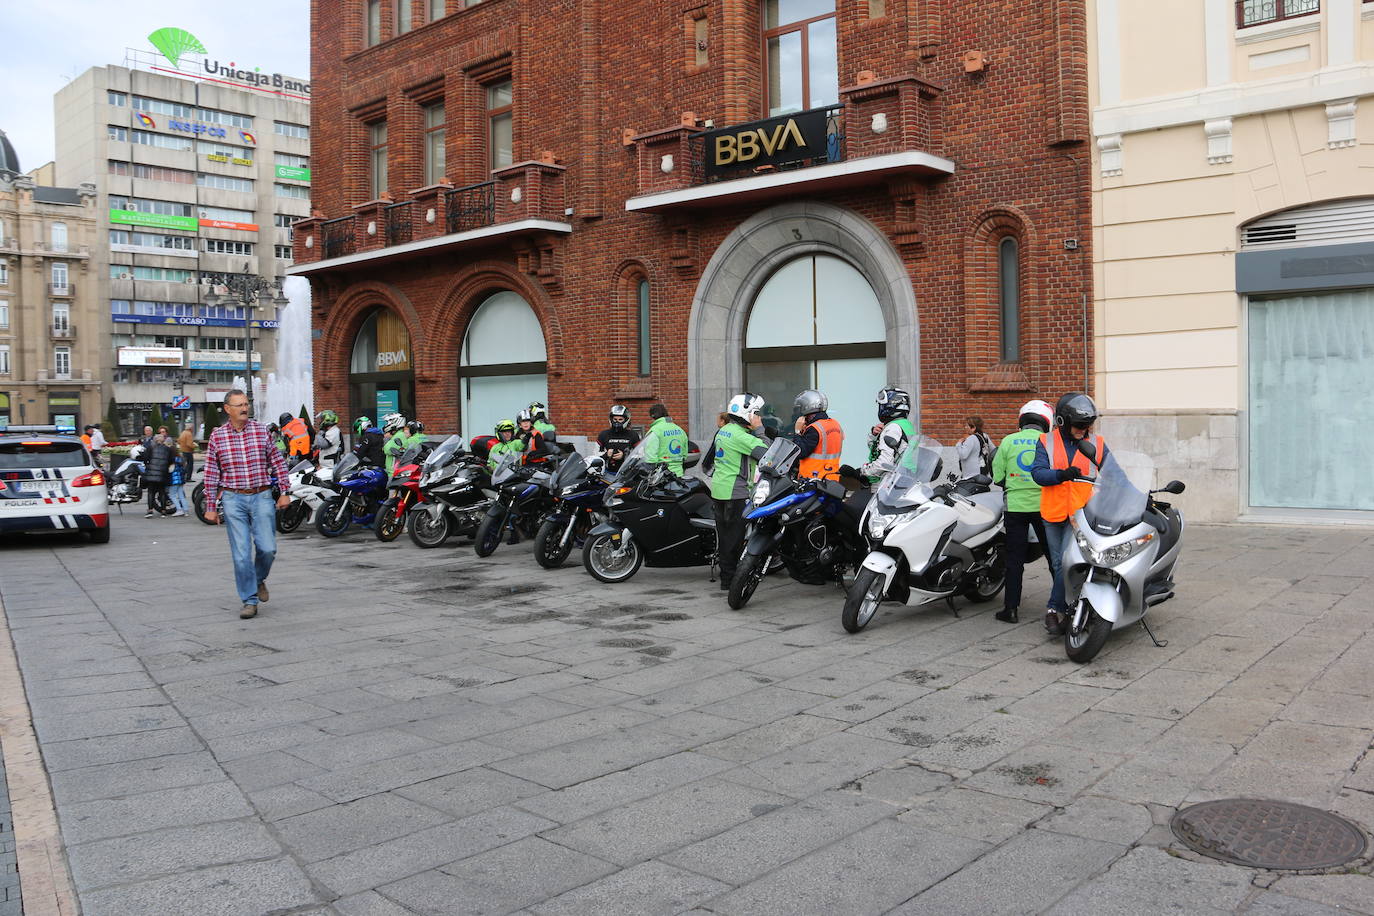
[1039,430,1103,523]
[797,417,844,480]
[282,417,311,456]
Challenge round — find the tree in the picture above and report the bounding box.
[149,405,166,434]
[202,401,222,438]
[104,397,120,438]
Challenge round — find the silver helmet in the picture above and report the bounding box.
[794,389,828,416]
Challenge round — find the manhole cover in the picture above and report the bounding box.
[1171,799,1367,870]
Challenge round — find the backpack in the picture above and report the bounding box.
[976,432,994,477]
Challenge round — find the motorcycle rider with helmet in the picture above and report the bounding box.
[992,399,1056,624]
[843,387,916,485]
[279,412,311,458]
[597,405,640,472]
[487,418,523,471]
[314,410,343,467]
[1031,392,1111,636]
[791,389,844,480]
[380,413,409,475]
[527,401,557,442]
[642,403,688,477]
[352,416,386,468]
[708,393,772,590]
[516,409,552,464]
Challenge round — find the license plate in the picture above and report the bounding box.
[17,481,53,492]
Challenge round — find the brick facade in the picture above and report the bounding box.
[296,0,1092,444]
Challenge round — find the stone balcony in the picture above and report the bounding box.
[287,160,572,276]
[625,76,953,213]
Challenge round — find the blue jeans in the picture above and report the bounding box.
[222,491,277,606]
[168,484,188,513]
[1043,519,1072,613]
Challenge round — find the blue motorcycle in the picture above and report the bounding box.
[728,439,867,610]
[532,453,611,568]
[315,453,389,538]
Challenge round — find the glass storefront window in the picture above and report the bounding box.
[459,291,547,440]
[350,308,415,425]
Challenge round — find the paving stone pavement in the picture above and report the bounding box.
[1,514,1373,915]
[0,737,19,916]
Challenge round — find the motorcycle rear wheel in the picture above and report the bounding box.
[964,566,1006,603]
[582,532,643,583]
[534,516,576,569]
[315,495,352,538]
[407,507,451,548]
[474,512,506,558]
[727,551,767,610]
[192,483,214,525]
[842,567,886,633]
[374,497,406,542]
[148,488,173,515]
[276,500,308,533]
[1064,599,1112,663]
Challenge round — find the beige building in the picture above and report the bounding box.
[53,62,310,436]
[0,129,103,432]
[1091,0,1374,522]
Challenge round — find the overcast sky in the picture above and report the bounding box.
[0,0,310,170]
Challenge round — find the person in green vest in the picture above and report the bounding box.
[849,387,917,485]
[528,401,557,442]
[642,403,688,476]
[992,399,1056,624]
[706,393,771,590]
[487,418,524,472]
[381,413,409,475]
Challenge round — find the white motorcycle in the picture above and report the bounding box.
[275,459,335,533]
[1060,440,1185,662]
[842,438,1006,633]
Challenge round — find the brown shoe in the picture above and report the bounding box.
[240,604,258,619]
[257,581,269,603]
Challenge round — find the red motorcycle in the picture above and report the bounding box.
[375,442,431,542]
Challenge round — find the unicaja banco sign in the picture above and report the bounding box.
[144,27,311,97]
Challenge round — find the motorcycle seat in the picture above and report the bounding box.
[689,517,715,530]
[680,491,713,519]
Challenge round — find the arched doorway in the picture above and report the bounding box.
[744,254,886,467]
[459,291,548,440]
[349,307,415,424]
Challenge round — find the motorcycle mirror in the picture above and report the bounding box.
[1163,479,1186,494]
[1075,437,1098,465]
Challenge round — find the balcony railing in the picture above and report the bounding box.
[385,200,414,246]
[51,323,76,339]
[445,180,496,235]
[1236,0,1319,27]
[688,108,845,186]
[49,283,72,296]
[323,217,356,260]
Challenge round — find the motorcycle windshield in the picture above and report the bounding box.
[757,439,800,476]
[874,437,944,509]
[490,452,521,485]
[1083,451,1149,536]
[612,441,649,482]
[333,454,360,479]
[553,452,588,489]
[396,443,425,468]
[288,459,314,476]
[424,435,464,470]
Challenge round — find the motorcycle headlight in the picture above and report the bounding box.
[752,480,771,505]
[1077,531,1154,566]
[560,485,580,497]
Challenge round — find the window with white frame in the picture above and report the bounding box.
[51,262,69,291]
[275,151,309,169]
[0,345,9,375]
[132,129,194,151]
[199,337,246,351]
[274,182,310,199]
[0,299,8,327]
[54,347,71,378]
[50,222,68,252]
[198,205,254,223]
[203,239,255,256]
[275,244,294,259]
[107,89,127,106]
[52,302,70,332]
[274,121,310,139]
[197,173,255,193]
[0,262,7,286]
[107,125,128,141]
[424,101,446,185]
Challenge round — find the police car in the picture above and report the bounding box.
[0,426,110,542]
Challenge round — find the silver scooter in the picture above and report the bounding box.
[1060,439,1186,662]
[842,438,1006,633]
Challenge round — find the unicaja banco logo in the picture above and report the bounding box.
[147,27,207,67]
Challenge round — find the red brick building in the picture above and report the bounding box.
[291,0,1091,463]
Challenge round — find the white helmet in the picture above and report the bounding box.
[1017,399,1054,433]
[726,392,766,424]
[382,413,406,434]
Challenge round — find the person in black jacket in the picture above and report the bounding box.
[141,433,175,518]
[352,416,387,467]
[596,405,641,472]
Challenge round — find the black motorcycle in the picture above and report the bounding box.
[108,446,173,515]
[533,453,611,569]
[408,435,493,548]
[473,452,556,558]
[581,443,716,584]
[728,439,867,610]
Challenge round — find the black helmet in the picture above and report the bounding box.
[876,387,910,423]
[1054,392,1098,429]
[609,405,629,427]
[278,412,294,426]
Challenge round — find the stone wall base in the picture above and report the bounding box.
[1098,409,1238,523]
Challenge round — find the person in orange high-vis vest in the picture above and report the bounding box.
[1030,392,1110,637]
[278,413,311,458]
[791,389,844,480]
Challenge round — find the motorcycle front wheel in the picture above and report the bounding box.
[842,567,886,633]
[407,507,451,548]
[276,500,308,533]
[533,516,576,569]
[374,497,407,542]
[315,495,352,538]
[192,483,214,525]
[964,566,1006,603]
[727,551,767,610]
[1064,599,1111,663]
[474,511,507,558]
[148,488,172,515]
[582,532,643,583]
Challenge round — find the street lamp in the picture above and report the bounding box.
[203,264,289,417]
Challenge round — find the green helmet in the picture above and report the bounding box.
[494,418,516,439]
[316,409,338,426]
[353,416,372,436]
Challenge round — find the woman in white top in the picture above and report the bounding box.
[956,415,993,480]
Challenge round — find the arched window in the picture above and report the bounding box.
[349,307,415,424]
[743,253,885,467]
[636,278,651,376]
[999,236,1020,361]
[459,291,547,440]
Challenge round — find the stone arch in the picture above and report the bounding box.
[686,200,919,438]
[429,261,565,379]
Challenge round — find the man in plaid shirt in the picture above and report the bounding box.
[204,389,291,618]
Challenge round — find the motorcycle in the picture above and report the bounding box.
[108,446,173,515]
[375,442,432,542]
[581,442,717,584]
[314,453,388,538]
[842,437,1006,633]
[408,436,493,548]
[276,459,335,534]
[1060,440,1186,663]
[533,453,610,569]
[473,452,556,558]
[728,439,867,610]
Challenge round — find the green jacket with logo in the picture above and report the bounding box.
[487,438,524,472]
[643,416,688,476]
[992,425,1044,513]
[709,421,769,501]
